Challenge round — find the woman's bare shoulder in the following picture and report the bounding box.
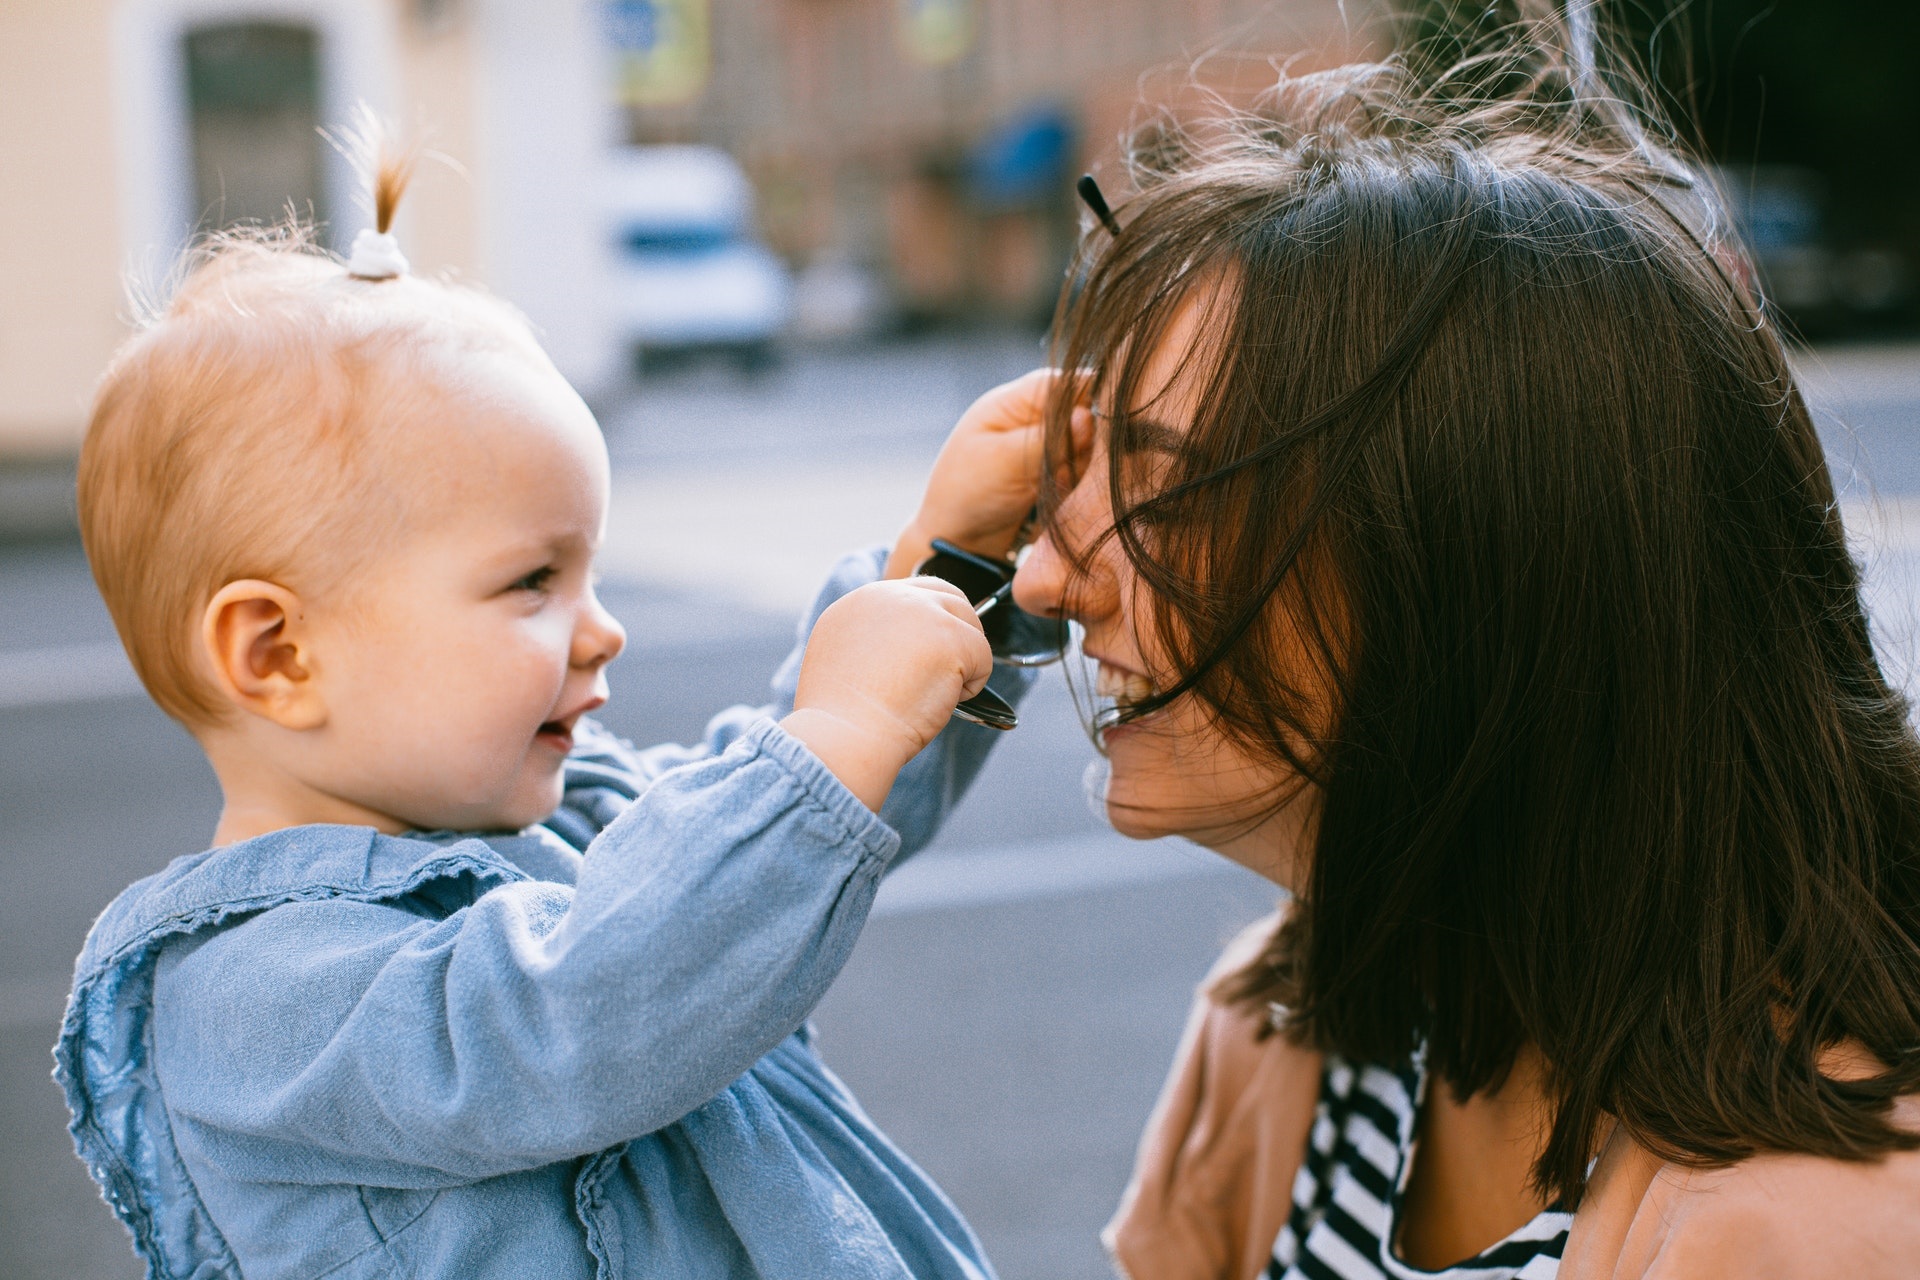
[1566,1096,1920,1279]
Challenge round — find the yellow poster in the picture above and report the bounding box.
[899,0,974,66]
[608,0,710,107]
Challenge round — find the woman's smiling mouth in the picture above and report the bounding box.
[1093,661,1159,742]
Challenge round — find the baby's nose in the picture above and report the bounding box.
[575,596,626,667]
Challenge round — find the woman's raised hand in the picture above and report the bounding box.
[885,368,1094,578]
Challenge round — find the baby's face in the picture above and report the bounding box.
[301,342,626,833]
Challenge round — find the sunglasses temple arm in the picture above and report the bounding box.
[973,580,1015,618]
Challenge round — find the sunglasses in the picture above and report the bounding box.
[915,537,1070,731]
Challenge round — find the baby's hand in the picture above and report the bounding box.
[781,577,993,811]
[885,369,1094,578]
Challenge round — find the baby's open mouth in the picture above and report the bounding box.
[535,694,606,754]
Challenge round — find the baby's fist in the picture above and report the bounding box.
[782,578,994,811]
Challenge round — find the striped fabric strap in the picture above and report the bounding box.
[1269,1054,1572,1280]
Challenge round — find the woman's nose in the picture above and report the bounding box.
[1014,475,1124,626]
[1012,531,1071,619]
[573,590,627,669]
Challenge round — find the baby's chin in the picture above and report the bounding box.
[398,770,567,836]
[495,773,569,833]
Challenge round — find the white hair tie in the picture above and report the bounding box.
[347,228,409,281]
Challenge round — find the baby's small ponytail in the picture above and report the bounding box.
[330,107,417,281]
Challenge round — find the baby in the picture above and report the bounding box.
[58,145,1054,1278]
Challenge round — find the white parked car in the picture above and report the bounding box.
[605,145,792,369]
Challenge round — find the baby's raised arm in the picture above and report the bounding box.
[782,576,991,810]
[148,722,902,1185]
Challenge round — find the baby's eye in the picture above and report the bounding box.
[511,565,558,594]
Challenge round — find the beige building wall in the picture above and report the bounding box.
[0,0,580,462]
[0,0,128,457]
[0,0,1353,459]
[395,9,483,282]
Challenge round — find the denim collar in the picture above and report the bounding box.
[57,824,528,1280]
[74,824,527,981]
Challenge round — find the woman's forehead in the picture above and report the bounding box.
[1099,282,1234,440]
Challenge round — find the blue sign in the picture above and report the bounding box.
[605,0,657,52]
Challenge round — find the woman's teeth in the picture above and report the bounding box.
[1095,664,1156,708]
[1093,664,1157,743]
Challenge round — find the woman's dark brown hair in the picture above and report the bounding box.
[1044,28,1920,1206]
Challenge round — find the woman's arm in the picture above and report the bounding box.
[1106,915,1321,1280]
[1562,1106,1920,1280]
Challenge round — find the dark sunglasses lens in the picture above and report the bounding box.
[952,683,1018,731]
[992,610,1070,666]
[917,547,1067,665]
[916,549,1007,606]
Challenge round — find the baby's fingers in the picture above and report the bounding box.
[904,573,977,613]
[904,577,993,691]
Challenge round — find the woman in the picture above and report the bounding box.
[999,39,1920,1280]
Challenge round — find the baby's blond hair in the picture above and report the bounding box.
[80,137,539,727]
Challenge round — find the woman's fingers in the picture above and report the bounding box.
[1057,404,1096,491]
[969,368,1059,433]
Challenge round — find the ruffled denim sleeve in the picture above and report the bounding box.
[542,546,1035,860]
[148,720,903,1186]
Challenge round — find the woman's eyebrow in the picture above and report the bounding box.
[1091,403,1184,453]
[1122,417,1185,454]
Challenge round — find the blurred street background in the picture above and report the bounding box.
[4,0,1919,1275]
[6,333,1920,1280]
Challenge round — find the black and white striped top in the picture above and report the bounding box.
[1269,1052,1571,1280]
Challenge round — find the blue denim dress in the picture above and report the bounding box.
[57,550,1030,1279]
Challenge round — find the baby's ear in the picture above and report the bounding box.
[200,580,327,731]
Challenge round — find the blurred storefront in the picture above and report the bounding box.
[0,0,1361,474]
[0,0,621,470]
[609,0,1365,330]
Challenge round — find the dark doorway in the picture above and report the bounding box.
[184,22,326,232]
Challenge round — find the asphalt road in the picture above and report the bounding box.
[2,333,1915,1279]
